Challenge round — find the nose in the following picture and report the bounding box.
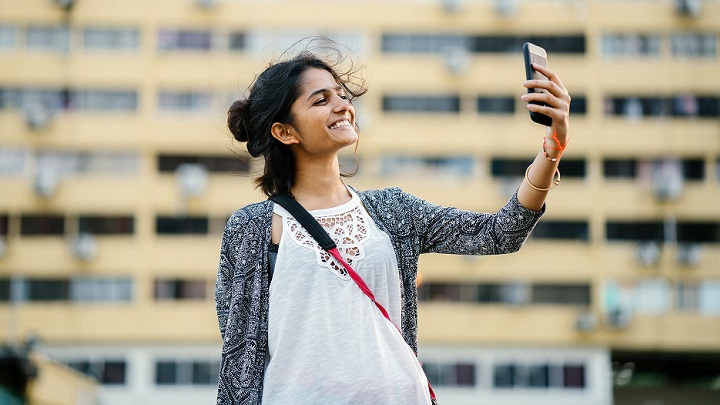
[332,94,353,113]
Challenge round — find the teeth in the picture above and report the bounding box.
[329,120,351,129]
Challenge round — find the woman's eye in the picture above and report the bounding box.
[314,98,327,105]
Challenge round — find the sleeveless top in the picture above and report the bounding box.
[262,189,431,405]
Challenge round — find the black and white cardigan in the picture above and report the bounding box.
[215,187,544,404]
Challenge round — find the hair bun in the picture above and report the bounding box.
[227,99,251,143]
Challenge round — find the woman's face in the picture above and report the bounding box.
[285,68,357,156]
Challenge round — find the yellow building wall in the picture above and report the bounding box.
[0,0,719,353]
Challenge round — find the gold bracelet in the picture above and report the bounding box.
[524,165,561,191]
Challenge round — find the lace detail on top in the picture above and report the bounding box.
[277,192,369,279]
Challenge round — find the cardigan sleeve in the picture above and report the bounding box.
[402,188,544,255]
[215,211,245,340]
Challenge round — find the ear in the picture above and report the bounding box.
[271,122,299,146]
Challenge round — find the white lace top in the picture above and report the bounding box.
[262,189,431,405]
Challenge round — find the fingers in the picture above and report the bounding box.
[521,65,571,135]
[531,63,567,92]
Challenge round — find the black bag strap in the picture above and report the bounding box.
[269,194,336,251]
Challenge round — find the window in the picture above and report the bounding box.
[155,360,219,385]
[157,154,249,174]
[606,221,664,242]
[677,221,720,243]
[696,96,720,117]
[476,96,514,114]
[381,34,467,53]
[471,35,585,54]
[494,362,586,389]
[491,158,533,178]
[603,159,637,178]
[158,91,212,113]
[70,277,133,302]
[681,158,704,180]
[70,90,138,111]
[83,27,139,50]
[569,95,587,115]
[532,220,589,241]
[0,279,10,302]
[698,281,720,315]
[0,214,7,237]
[79,215,134,235]
[34,150,139,176]
[156,216,209,234]
[606,96,719,118]
[676,282,699,312]
[0,25,17,50]
[382,95,460,113]
[422,361,476,387]
[601,34,660,57]
[158,29,212,51]
[25,279,70,301]
[228,32,246,51]
[380,155,474,178]
[563,364,586,388]
[0,88,66,112]
[67,359,126,385]
[20,214,64,236]
[26,25,70,52]
[671,32,716,58]
[418,282,591,306]
[532,284,591,305]
[0,147,27,176]
[154,279,207,300]
[382,34,585,54]
[494,364,515,387]
[558,159,586,178]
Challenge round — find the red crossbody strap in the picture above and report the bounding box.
[327,247,437,401]
[327,248,394,328]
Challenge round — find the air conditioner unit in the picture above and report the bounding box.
[636,241,661,267]
[675,0,702,17]
[176,163,209,198]
[68,233,97,262]
[24,103,51,130]
[441,0,462,13]
[495,0,518,16]
[606,308,632,329]
[33,171,58,197]
[677,243,701,266]
[651,159,683,202]
[575,311,598,332]
[443,46,470,75]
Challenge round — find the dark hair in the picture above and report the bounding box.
[228,41,367,197]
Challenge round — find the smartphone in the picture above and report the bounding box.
[523,42,553,126]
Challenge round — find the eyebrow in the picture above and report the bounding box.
[306,85,344,101]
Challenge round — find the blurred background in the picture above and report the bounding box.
[0,0,719,404]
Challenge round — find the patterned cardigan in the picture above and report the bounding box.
[215,187,544,404]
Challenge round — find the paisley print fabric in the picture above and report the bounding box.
[215,187,544,404]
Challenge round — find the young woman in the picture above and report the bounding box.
[216,46,570,405]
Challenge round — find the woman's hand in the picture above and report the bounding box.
[522,63,571,147]
[516,64,572,212]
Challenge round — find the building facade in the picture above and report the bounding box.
[1,0,719,404]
